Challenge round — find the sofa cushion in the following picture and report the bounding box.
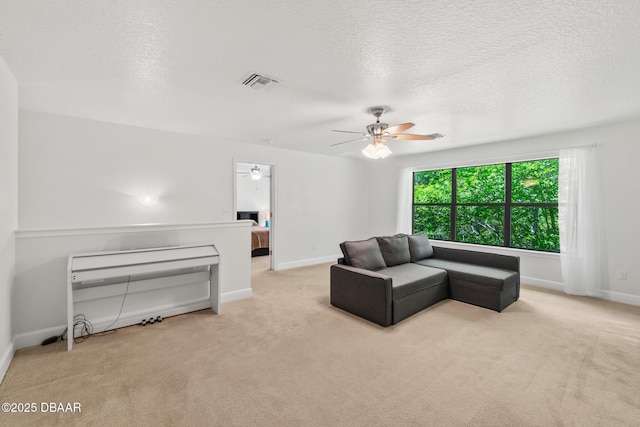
[377,263,447,299]
[376,234,411,267]
[340,238,387,271]
[407,232,434,261]
[414,258,518,290]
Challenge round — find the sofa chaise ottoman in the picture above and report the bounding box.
[330,233,520,326]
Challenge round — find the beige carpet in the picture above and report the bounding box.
[1,256,639,426]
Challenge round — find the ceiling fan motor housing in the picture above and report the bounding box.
[367,122,388,136]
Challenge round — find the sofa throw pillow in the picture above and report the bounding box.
[340,238,387,271]
[407,232,434,262]
[376,234,411,267]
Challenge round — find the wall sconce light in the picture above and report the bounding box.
[137,195,159,206]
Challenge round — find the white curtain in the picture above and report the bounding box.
[558,146,603,296]
[397,167,414,234]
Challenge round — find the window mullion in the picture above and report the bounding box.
[411,172,416,233]
[505,163,512,248]
[451,168,457,241]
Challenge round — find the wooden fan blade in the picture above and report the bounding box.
[383,122,414,135]
[332,129,368,136]
[330,136,370,147]
[389,133,444,140]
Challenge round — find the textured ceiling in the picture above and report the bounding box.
[1,0,640,158]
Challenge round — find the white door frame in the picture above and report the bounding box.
[233,160,277,270]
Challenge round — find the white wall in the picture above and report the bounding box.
[12,111,371,349]
[0,56,18,382]
[369,118,640,305]
[18,111,371,268]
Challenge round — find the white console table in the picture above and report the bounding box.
[67,244,219,351]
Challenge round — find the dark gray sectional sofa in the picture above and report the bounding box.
[330,233,520,326]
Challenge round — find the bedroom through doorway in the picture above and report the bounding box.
[235,161,275,271]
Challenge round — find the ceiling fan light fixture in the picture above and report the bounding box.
[250,165,263,180]
[362,144,376,159]
[362,141,392,159]
[377,144,392,159]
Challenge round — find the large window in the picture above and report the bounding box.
[413,158,559,252]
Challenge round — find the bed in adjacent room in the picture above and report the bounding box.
[237,211,270,257]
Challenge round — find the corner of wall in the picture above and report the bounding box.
[0,54,18,385]
[0,339,15,385]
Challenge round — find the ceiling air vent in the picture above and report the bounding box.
[241,73,280,90]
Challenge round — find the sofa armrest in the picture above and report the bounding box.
[431,246,520,273]
[330,264,393,327]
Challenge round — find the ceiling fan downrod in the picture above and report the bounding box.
[367,107,388,136]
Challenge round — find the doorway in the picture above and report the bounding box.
[234,161,275,270]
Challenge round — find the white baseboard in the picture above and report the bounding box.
[221,288,252,303]
[0,340,15,385]
[522,277,640,307]
[14,324,67,351]
[521,276,564,292]
[13,291,253,351]
[14,300,213,351]
[277,254,339,270]
[82,298,214,334]
[600,290,640,307]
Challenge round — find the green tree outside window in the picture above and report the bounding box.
[412,159,559,252]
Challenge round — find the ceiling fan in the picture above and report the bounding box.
[238,165,271,180]
[331,107,443,159]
